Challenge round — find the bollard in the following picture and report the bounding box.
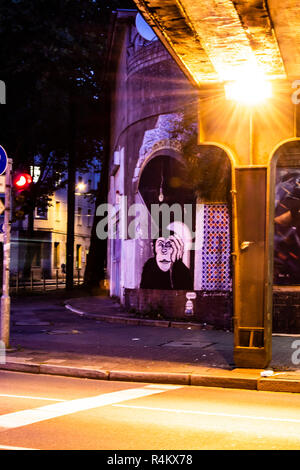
[56,269,59,289]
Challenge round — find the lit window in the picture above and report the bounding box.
[55,201,61,221]
[76,244,82,269]
[54,242,60,268]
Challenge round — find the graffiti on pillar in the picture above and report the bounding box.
[274,169,300,285]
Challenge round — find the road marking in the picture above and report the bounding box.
[0,385,182,430]
[0,444,37,450]
[113,404,300,425]
[0,394,65,402]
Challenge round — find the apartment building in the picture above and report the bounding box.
[10,165,100,280]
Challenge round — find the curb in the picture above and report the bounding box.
[64,303,204,330]
[1,361,300,394]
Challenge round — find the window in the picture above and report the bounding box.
[77,207,82,226]
[54,242,60,268]
[31,242,42,267]
[76,175,86,193]
[55,201,61,222]
[76,244,82,269]
[35,206,48,220]
[87,209,92,227]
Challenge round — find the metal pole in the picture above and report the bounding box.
[0,158,12,348]
[56,269,58,289]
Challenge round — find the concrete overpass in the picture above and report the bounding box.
[133,0,300,368]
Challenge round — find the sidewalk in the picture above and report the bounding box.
[1,293,300,393]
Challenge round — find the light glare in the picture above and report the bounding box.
[76,182,86,192]
[224,65,272,105]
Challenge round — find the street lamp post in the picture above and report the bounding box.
[0,158,12,348]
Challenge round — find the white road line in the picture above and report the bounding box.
[0,444,37,450]
[113,404,300,425]
[0,385,182,430]
[0,394,65,402]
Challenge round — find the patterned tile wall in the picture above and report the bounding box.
[201,204,232,291]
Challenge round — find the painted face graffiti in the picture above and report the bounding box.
[140,229,193,290]
[155,235,184,272]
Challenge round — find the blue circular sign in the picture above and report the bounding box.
[0,145,8,175]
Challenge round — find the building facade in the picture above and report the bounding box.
[10,165,99,282]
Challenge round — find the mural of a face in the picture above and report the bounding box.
[155,238,173,272]
[140,232,192,290]
[155,234,184,272]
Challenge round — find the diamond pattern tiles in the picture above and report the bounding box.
[202,204,232,291]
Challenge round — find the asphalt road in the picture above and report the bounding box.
[1,371,300,451]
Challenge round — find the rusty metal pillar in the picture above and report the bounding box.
[198,93,277,369]
[232,165,274,368]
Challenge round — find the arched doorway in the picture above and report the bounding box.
[127,145,233,328]
[271,140,300,333]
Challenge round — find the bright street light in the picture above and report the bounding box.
[224,62,272,105]
[76,182,86,193]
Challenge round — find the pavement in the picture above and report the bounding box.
[1,292,300,394]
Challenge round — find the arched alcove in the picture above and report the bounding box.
[271,140,300,287]
[124,144,234,330]
[270,139,300,333]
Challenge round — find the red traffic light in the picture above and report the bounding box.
[13,173,32,190]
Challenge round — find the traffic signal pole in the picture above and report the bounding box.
[0,158,12,348]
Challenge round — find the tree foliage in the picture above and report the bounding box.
[0,0,134,218]
[171,103,232,203]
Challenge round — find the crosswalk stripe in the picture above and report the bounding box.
[0,444,37,450]
[0,394,65,402]
[0,385,182,430]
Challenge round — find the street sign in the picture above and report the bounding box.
[0,146,7,176]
